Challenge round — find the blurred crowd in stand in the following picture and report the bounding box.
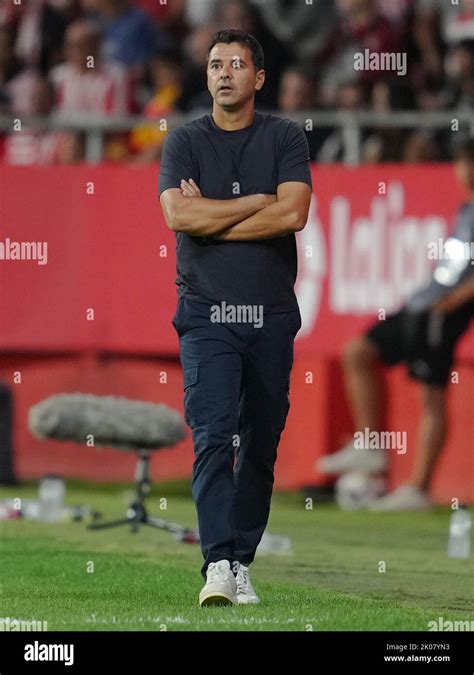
[1,0,473,164]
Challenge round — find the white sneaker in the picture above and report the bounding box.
[317,440,388,475]
[368,484,431,511]
[199,560,237,607]
[236,564,260,605]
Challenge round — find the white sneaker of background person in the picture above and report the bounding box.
[367,483,431,512]
[199,560,237,607]
[236,564,260,605]
[317,439,388,475]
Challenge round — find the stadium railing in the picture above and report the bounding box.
[1,110,473,165]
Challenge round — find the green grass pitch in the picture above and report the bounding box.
[0,481,472,631]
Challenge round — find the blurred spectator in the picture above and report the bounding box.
[49,18,133,161]
[445,0,474,45]
[2,0,69,117]
[447,42,474,109]
[0,88,9,114]
[134,0,186,36]
[129,48,184,163]
[371,79,415,112]
[254,0,338,59]
[179,25,215,112]
[0,25,20,96]
[315,0,402,106]
[56,129,85,162]
[0,0,472,165]
[95,0,167,81]
[363,81,415,162]
[402,129,439,163]
[278,65,329,160]
[1,0,68,73]
[185,0,217,28]
[144,49,184,116]
[213,0,292,109]
[335,79,368,109]
[413,0,459,80]
[318,79,370,162]
[4,67,45,115]
[378,0,415,25]
[416,0,461,37]
[1,17,50,117]
[50,19,132,116]
[278,66,315,112]
[2,76,84,164]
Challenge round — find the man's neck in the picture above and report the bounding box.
[212,103,255,131]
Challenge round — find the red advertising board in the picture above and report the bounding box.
[0,164,472,359]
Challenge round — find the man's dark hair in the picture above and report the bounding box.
[207,29,264,71]
[454,138,474,162]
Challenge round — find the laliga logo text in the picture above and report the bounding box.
[296,182,448,335]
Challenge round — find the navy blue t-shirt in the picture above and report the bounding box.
[158,111,312,312]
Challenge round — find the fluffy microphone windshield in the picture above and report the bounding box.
[28,393,186,450]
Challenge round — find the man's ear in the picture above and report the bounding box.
[255,69,265,92]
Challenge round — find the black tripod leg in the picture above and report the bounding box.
[88,517,134,530]
[87,451,196,540]
[145,516,199,542]
[145,515,184,532]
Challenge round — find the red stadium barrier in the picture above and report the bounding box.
[1,165,472,501]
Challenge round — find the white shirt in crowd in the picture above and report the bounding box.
[50,61,131,116]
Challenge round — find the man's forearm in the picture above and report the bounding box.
[433,275,474,313]
[449,275,474,305]
[213,199,305,241]
[170,193,274,236]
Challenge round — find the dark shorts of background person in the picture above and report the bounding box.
[365,302,474,387]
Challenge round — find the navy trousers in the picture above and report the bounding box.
[172,298,301,578]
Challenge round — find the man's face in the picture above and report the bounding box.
[65,27,99,70]
[279,72,311,112]
[207,42,264,110]
[455,158,474,191]
[337,82,364,110]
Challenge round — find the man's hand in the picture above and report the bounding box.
[213,182,311,241]
[180,179,202,197]
[260,194,277,208]
[179,179,276,210]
